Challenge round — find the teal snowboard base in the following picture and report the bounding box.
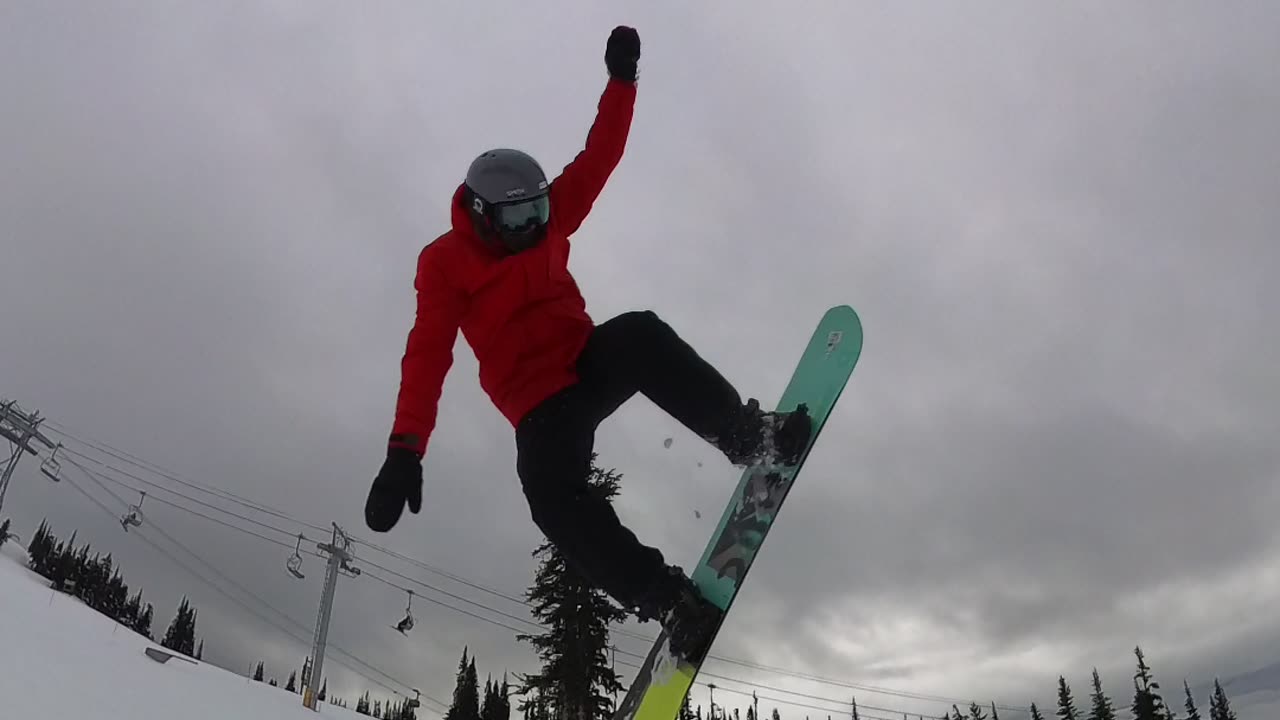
[613,305,864,720]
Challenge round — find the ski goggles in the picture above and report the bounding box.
[494,195,550,232]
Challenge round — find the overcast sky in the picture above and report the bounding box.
[3,2,1279,718]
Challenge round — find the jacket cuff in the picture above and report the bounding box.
[388,433,426,456]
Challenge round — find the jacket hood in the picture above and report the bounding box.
[450,182,474,234]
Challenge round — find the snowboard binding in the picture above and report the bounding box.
[721,400,813,469]
[635,566,724,665]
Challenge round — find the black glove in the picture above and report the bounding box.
[364,447,423,532]
[605,25,640,82]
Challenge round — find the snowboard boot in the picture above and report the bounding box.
[718,399,813,468]
[634,565,723,664]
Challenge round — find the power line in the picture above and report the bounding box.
[65,453,553,635]
[53,442,322,540]
[63,454,548,641]
[701,656,1028,713]
[350,536,533,609]
[360,567,538,640]
[612,657,937,720]
[66,451,302,548]
[44,422,332,534]
[57,456,434,712]
[60,451,982,720]
[43,418,1029,715]
[361,559,543,633]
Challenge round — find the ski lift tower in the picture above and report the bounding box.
[0,399,58,515]
[302,523,360,711]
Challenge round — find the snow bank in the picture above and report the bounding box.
[0,550,362,720]
[0,539,30,568]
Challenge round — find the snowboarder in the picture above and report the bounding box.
[363,25,811,662]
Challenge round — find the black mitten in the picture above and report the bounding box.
[605,26,640,82]
[364,447,423,532]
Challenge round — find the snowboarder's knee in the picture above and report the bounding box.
[613,309,674,340]
[521,482,585,546]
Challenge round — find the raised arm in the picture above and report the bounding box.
[548,26,641,237]
[390,246,467,457]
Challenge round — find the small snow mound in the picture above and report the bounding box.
[1,540,30,567]
[0,533,369,719]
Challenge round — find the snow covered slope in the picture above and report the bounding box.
[0,544,365,720]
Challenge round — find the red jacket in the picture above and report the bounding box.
[390,78,636,456]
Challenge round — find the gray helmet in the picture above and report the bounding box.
[464,149,551,254]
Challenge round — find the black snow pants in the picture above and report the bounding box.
[514,310,745,612]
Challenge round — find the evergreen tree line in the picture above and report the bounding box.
[440,647,511,720]
[1032,646,1238,720]
[247,654,418,718]
[25,518,160,641]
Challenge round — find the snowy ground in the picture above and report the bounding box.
[0,542,367,720]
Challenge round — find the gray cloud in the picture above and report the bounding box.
[3,2,1279,719]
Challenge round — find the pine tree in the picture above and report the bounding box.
[358,691,372,715]
[1182,680,1201,720]
[1057,677,1080,720]
[482,677,496,720]
[1030,703,1045,720]
[949,705,964,720]
[968,701,987,720]
[1208,679,1235,720]
[771,709,780,720]
[161,596,197,656]
[319,679,328,702]
[518,687,549,720]
[1087,668,1116,720]
[26,520,51,573]
[990,701,1000,720]
[1131,647,1172,720]
[195,640,204,661]
[445,648,481,720]
[680,695,696,720]
[515,457,628,720]
[253,661,265,682]
[497,674,511,720]
[287,671,298,693]
[105,565,127,623]
[481,675,512,720]
[466,657,480,718]
[0,518,13,547]
[135,600,154,639]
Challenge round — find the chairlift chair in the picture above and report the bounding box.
[40,443,62,482]
[408,690,421,709]
[394,590,415,634]
[286,534,306,579]
[121,490,146,532]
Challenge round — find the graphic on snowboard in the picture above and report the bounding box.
[613,304,864,720]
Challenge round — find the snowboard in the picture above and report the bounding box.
[613,304,864,720]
